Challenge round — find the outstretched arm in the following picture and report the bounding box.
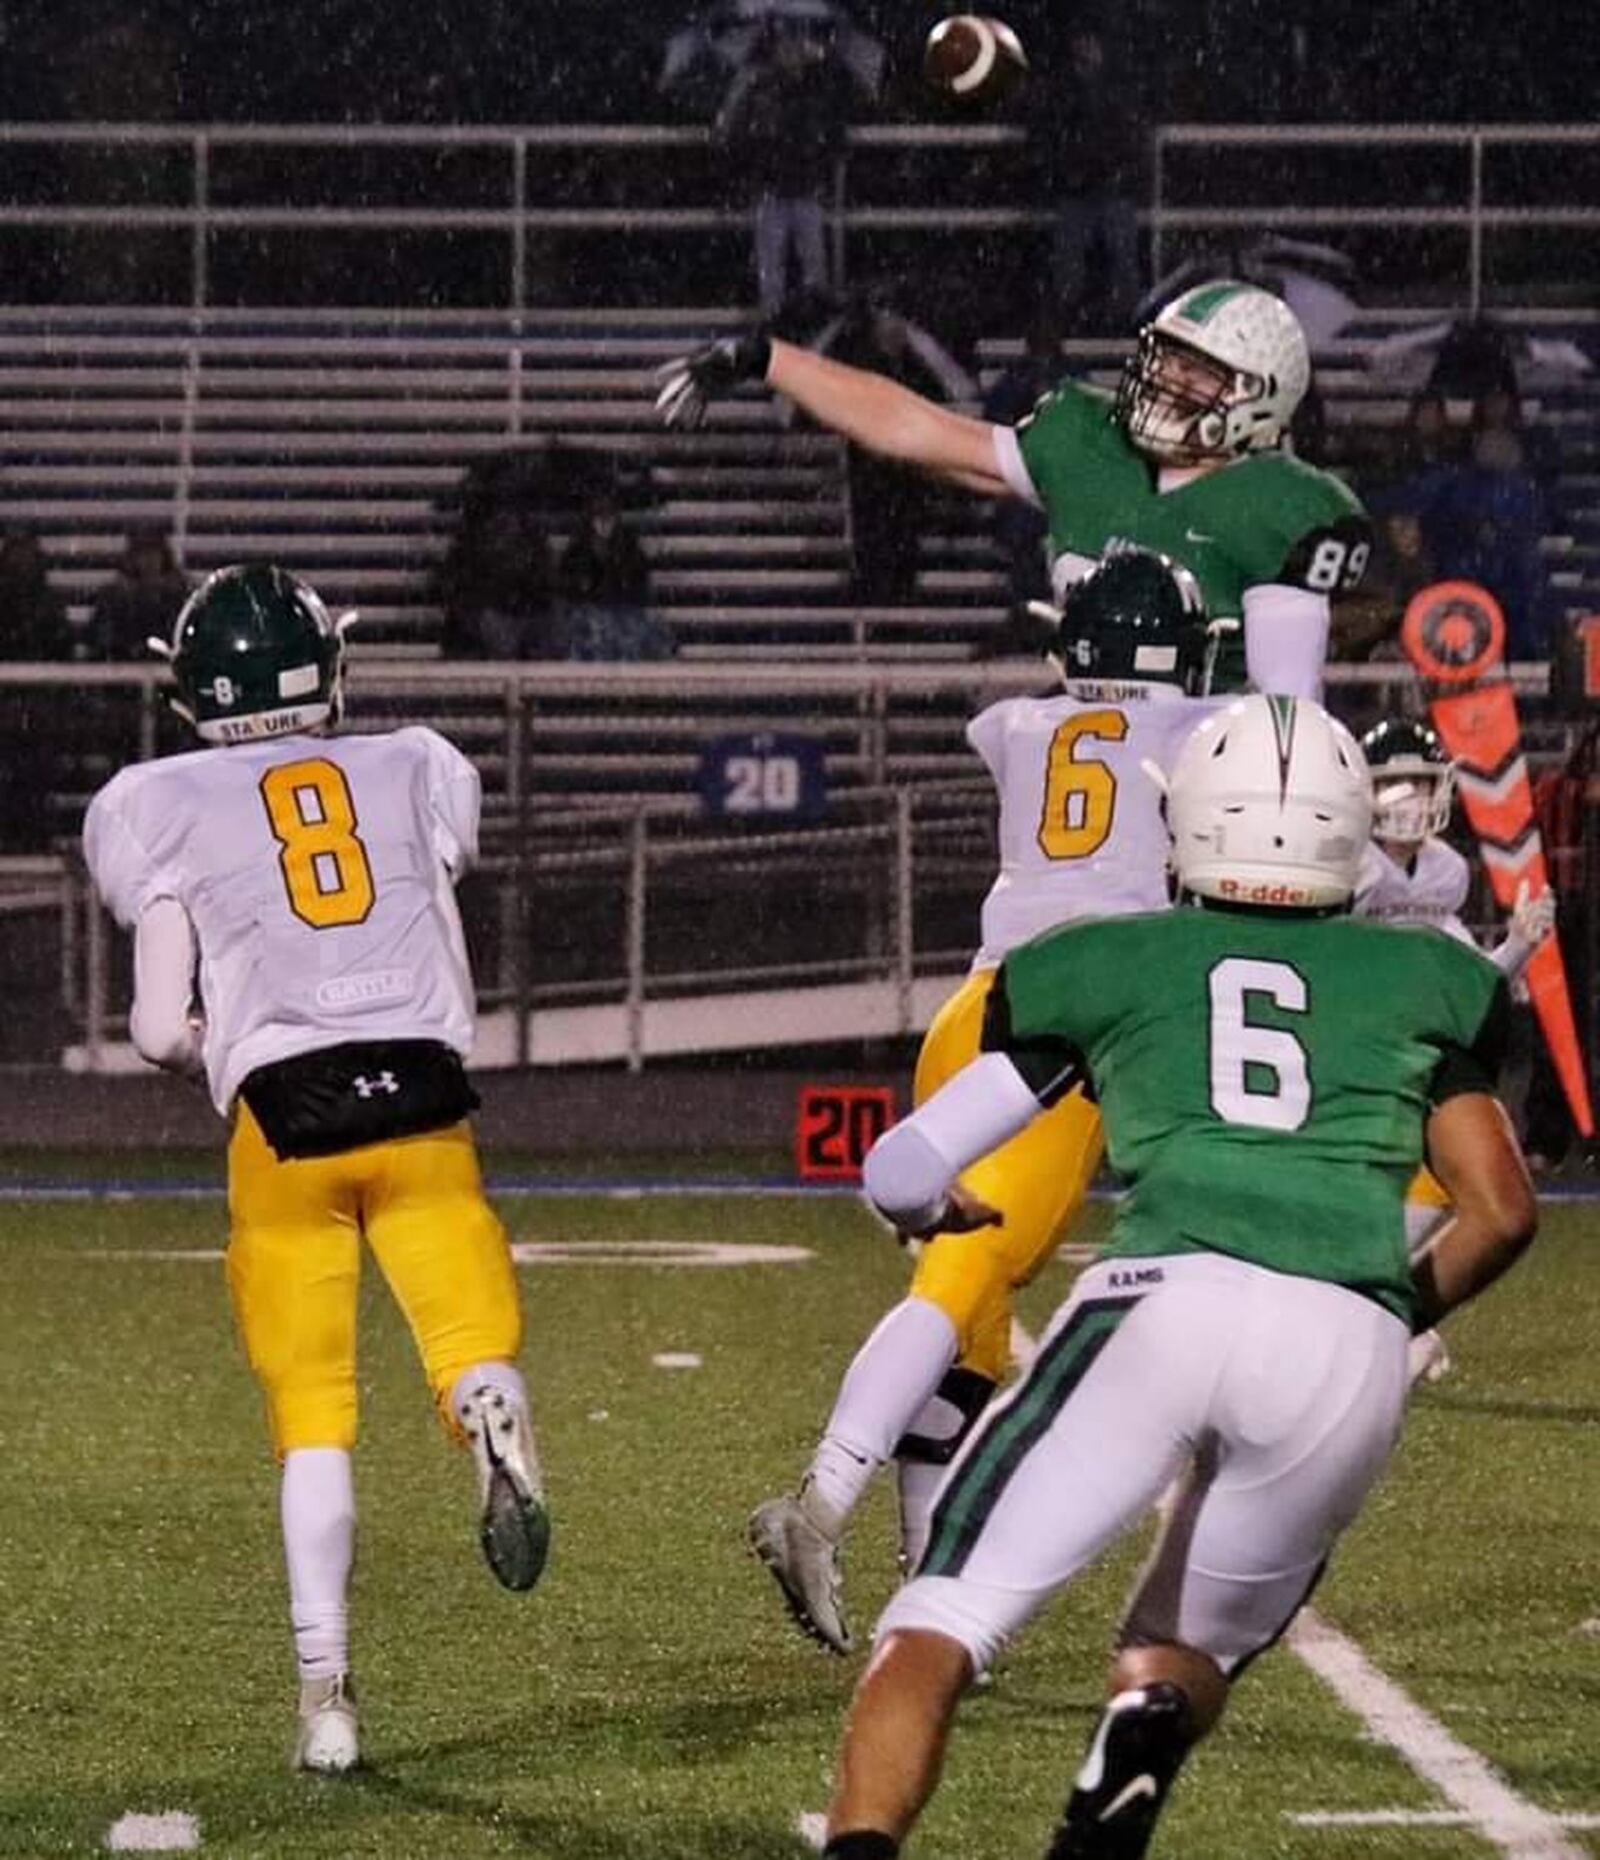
[767,339,1008,491]
[656,330,1013,495]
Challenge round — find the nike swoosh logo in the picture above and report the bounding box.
[1099,1774,1159,1822]
[1184,528,1214,544]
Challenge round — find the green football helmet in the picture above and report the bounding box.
[152,564,352,744]
[1051,546,1212,694]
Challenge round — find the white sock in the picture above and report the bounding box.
[896,1456,947,1572]
[281,1448,355,1683]
[448,1359,530,1432]
[802,1298,959,1534]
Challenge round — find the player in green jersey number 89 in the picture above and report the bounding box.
[811,694,1536,1860]
[656,280,1370,696]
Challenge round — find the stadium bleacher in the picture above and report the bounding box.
[2,305,1597,669]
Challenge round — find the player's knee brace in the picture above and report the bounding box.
[1044,1682,1196,1860]
[893,1365,996,1467]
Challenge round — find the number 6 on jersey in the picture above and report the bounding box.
[260,757,376,929]
[1208,957,1311,1131]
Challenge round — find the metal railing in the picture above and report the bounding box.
[2,656,1571,1074]
[1153,123,1600,315]
[2,120,1598,314]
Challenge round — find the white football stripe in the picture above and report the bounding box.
[951,18,997,93]
[1290,1611,1585,1858]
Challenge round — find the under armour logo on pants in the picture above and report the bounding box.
[352,1072,400,1098]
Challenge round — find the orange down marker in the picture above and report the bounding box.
[1401,582,1593,1138]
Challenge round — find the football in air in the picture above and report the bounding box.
[922,15,1028,104]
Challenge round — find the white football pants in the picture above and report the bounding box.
[879,1252,1410,1675]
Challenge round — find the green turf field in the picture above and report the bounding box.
[1,1174,1596,1858]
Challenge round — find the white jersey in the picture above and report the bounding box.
[1353,838,1475,950]
[84,726,480,1113]
[968,680,1222,968]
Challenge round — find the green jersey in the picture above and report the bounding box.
[992,906,1507,1321]
[999,380,1370,690]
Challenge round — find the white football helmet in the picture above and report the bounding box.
[1168,694,1372,908]
[1117,280,1310,464]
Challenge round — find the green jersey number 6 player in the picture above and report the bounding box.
[657,280,1369,696]
[813,696,1536,1860]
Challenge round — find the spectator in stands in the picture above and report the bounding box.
[87,528,191,662]
[803,282,976,605]
[1328,499,1439,674]
[714,20,857,317]
[981,309,1060,643]
[1469,385,1562,494]
[1025,27,1145,335]
[1388,389,1465,480]
[437,504,559,660]
[1425,316,1521,403]
[556,490,674,661]
[0,528,72,851]
[0,528,72,661]
[1392,395,1557,664]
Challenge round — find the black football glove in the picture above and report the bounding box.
[653,329,773,431]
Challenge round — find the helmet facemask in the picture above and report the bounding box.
[1371,761,1455,847]
[1117,281,1309,466]
[1117,329,1252,465]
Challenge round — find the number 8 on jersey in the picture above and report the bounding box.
[260,757,376,929]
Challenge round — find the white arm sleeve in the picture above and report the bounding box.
[1490,934,1531,978]
[990,424,1044,507]
[861,1051,1043,1229]
[130,896,202,1075]
[421,728,482,877]
[1242,584,1330,697]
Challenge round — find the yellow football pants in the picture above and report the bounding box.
[226,1104,523,1456]
[908,969,1105,1384]
[1408,1164,1452,1210]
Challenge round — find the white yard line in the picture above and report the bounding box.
[105,1810,200,1852]
[793,1808,827,1851]
[1292,1812,1600,1830]
[1289,1610,1588,1859]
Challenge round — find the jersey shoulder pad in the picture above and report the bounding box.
[83,761,180,926]
[965,696,1018,773]
[1352,839,1389,906]
[1423,836,1471,911]
[1015,375,1115,444]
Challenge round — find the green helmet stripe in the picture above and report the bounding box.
[1267,693,1298,801]
[1175,281,1248,325]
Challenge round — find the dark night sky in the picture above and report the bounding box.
[0,1,1594,126]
